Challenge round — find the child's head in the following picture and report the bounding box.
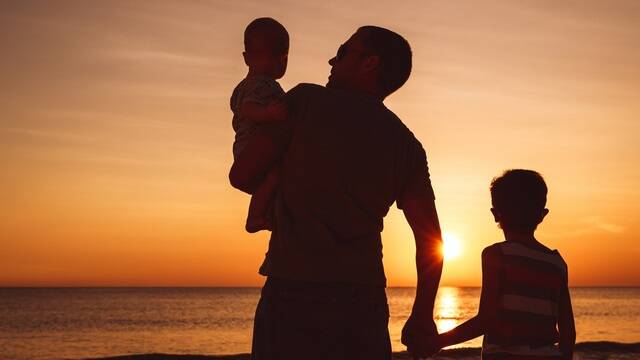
[243,17,289,79]
[490,169,549,234]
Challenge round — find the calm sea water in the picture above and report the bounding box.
[1,287,639,360]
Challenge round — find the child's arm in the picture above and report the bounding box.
[437,247,502,349]
[557,270,576,360]
[435,315,482,349]
[240,99,287,123]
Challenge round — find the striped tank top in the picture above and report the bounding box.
[482,241,567,359]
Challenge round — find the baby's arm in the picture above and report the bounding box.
[557,269,576,360]
[437,247,501,349]
[240,99,287,123]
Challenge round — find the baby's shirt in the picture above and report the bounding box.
[230,75,284,159]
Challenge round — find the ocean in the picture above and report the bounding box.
[1,287,639,360]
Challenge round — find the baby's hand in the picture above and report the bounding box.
[266,99,288,121]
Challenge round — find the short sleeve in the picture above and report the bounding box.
[482,244,503,273]
[242,77,284,105]
[554,250,569,283]
[396,137,436,209]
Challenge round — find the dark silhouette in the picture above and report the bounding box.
[432,170,576,359]
[230,25,443,360]
[229,17,289,233]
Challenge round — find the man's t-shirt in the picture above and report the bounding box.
[259,84,435,286]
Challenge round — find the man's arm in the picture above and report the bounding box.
[400,191,443,359]
[229,127,286,194]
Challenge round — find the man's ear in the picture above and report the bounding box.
[361,55,381,73]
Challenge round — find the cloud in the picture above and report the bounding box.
[107,49,212,67]
[566,216,626,237]
[1,127,96,143]
[35,109,177,130]
[103,82,213,101]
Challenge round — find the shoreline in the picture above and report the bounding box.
[89,342,640,360]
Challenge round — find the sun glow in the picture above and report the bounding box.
[441,232,463,261]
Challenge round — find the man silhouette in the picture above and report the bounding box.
[230,25,443,360]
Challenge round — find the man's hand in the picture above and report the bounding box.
[402,314,440,359]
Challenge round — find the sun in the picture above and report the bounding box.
[441,232,463,261]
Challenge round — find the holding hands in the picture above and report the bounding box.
[401,314,442,359]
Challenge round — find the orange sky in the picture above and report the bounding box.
[1,0,639,287]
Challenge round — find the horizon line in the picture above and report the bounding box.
[2,285,639,289]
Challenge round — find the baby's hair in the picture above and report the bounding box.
[490,169,548,232]
[244,17,289,55]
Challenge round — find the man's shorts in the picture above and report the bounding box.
[251,277,392,360]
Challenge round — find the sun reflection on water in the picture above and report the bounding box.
[388,287,482,351]
[435,287,460,334]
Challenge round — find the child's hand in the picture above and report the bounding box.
[419,334,444,359]
[267,99,288,121]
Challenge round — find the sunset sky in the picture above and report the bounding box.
[2,0,639,287]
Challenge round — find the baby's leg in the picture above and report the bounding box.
[246,167,279,233]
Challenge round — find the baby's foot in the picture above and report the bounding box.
[246,217,271,233]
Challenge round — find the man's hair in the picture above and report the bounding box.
[490,169,548,232]
[244,17,289,55]
[357,26,412,97]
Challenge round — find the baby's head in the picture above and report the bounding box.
[243,17,289,79]
[490,169,549,234]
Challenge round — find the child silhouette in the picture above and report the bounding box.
[229,18,289,233]
[433,169,576,360]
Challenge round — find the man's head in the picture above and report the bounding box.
[327,26,412,99]
[243,17,289,79]
[490,169,549,234]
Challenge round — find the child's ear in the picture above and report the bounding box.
[243,51,250,66]
[279,53,288,68]
[541,208,549,220]
[490,208,501,223]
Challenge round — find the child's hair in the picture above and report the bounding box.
[490,169,548,232]
[244,17,289,55]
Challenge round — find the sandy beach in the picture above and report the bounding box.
[91,342,640,360]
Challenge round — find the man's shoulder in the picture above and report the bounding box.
[288,84,386,105]
[288,83,326,97]
[388,114,424,162]
[393,113,419,142]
